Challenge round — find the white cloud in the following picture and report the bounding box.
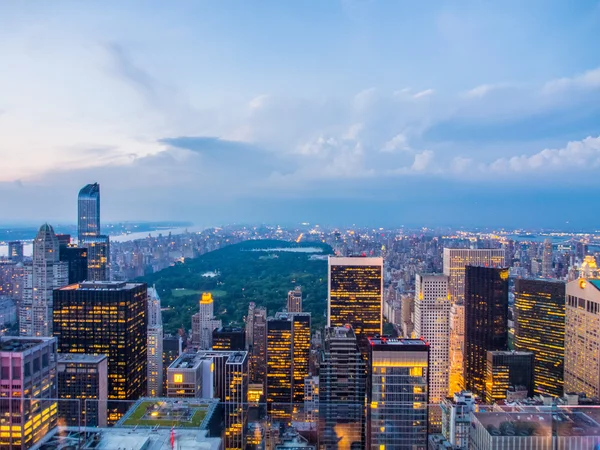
[411,150,434,171]
[413,89,434,99]
[542,68,600,94]
[382,134,411,153]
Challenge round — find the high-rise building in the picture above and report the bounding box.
[287,286,302,313]
[266,312,311,419]
[147,286,163,397]
[448,303,465,395]
[328,256,383,353]
[162,335,182,393]
[192,293,222,349]
[59,244,88,284]
[565,277,600,398]
[440,391,476,449]
[167,353,213,398]
[514,278,565,397]
[0,337,57,450]
[464,266,509,399]
[542,239,553,278]
[8,241,23,263]
[367,337,429,450]
[414,273,450,430]
[319,326,366,450]
[213,327,245,351]
[57,353,108,427]
[20,224,68,337]
[485,350,534,403]
[53,281,147,423]
[249,305,267,385]
[0,261,24,302]
[77,183,109,281]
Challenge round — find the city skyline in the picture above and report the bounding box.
[1,2,600,227]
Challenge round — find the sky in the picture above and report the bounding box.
[1,1,600,229]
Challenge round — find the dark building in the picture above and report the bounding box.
[367,337,429,450]
[514,278,565,397]
[485,351,535,403]
[59,245,88,284]
[464,266,509,399]
[319,326,366,450]
[7,241,23,263]
[162,335,182,392]
[77,183,109,281]
[55,234,71,247]
[53,281,147,423]
[212,326,245,351]
[57,353,108,427]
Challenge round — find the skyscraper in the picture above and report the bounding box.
[367,337,429,450]
[20,224,68,337]
[514,278,565,397]
[464,266,509,399]
[77,183,109,281]
[8,241,23,263]
[147,286,163,397]
[53,281,147,423]
[0,337,57,450]
[266,312,311,419]
[565,277,600,398]
[58,242,88,284]
[328,256,383,353]
[542,239,553,278]
[249,305,267,385]
[414,273,450,430]
[448,303,465,395]
[162,335,182,393]
[213,326,245,351]
[287,286,302,313]
[319,326,366,450]
[484,350,534,403]
[191,292,222,349]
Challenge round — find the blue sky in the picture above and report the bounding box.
[1,1,600,228]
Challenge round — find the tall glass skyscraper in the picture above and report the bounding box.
[77,183,110,280]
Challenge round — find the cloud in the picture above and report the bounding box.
[411,150,434,171]
[543,68,600,94]
[381,134,411,153]
[413,89,434,99]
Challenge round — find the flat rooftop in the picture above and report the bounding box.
[474,411,600,437]
[117,398,217,429]
[59,281,145,291]
[31,427,221,450]
[170,354,206,370]
[57,353,107,364]
[368,336,429,348]
[0,337,54,352]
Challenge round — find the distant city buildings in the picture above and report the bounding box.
[287,286,302,313]
[8,241,23,263]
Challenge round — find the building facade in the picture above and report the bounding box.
[213,327,246,351]
[58,245,88,284]
[440,391,476,449]
[8,241,23,264]
[77,183,109,281]
[147,286,163,397]
[514,278,565,397]
[484,350,535,404]
[464,266,509,399]
[192,293,222,349]
[249,306,267,386]
[287,286,302,313]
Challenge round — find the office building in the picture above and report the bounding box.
[0,261,24,302]
[266,312,311,419]
[287,286,302,313]
[78,183,109,281]
[414,274,450,410]
[367,337,429,450]
[192,293,222,349]
[485,351,534,404]
[162,335,182,392]
[328,256,383,352]
[464,266,509,399]
[565,277,600,398]
[448,303,465,395]
[59,244,88,284]
[167,353,213,398]
[319,326,366,450]
[0,297,17,328]
[213,327,245,351]
[53,281,147,423]
[57,353,108,427]
[0,337,57,450]
[8,241,23,263]
[440,391,476,449]
[249,305,267,385]
[514,278,565,397]
[542,239,553,278]
[147,286,163,397]
[20,224,68,337]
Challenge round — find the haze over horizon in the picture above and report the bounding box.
[1,1,600,228]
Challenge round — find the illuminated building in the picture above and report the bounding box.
[0,337,57,450]
[464,266,509,399]
[514,278,565,397]
[20,224,68,337]
[248,383,264,405]
[78,183,110,281]
[192,293,222,349]
[0,261,24,301]
[167,353,213,398]
[53,281,147,423]
[162,335,182,392]
[542,239,553,278]
[319,326,366,450]
[484,351,534,404]
[441,391,476,449]
[448,303,465,395]
[57,353,108,427]
[367,337,429,450]
[249,305,267,385]
[147,286,163,397]
[287,286,302,313]
[58,237,88,284]
[565,277,600,398]
[213,327,245,351]
[266,312,311,420]
[8,241,23,263]
[328,256,383,353]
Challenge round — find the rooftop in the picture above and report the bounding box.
[32,427,220,450]
[368,336,429,348]
[169,354,207,370]
[117,398,217,429]
[57,353,107,364]
[0,337,55,352]
[60,281,145,291]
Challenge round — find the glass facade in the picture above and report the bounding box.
[484,351,534,404]
[77,183,100,242]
